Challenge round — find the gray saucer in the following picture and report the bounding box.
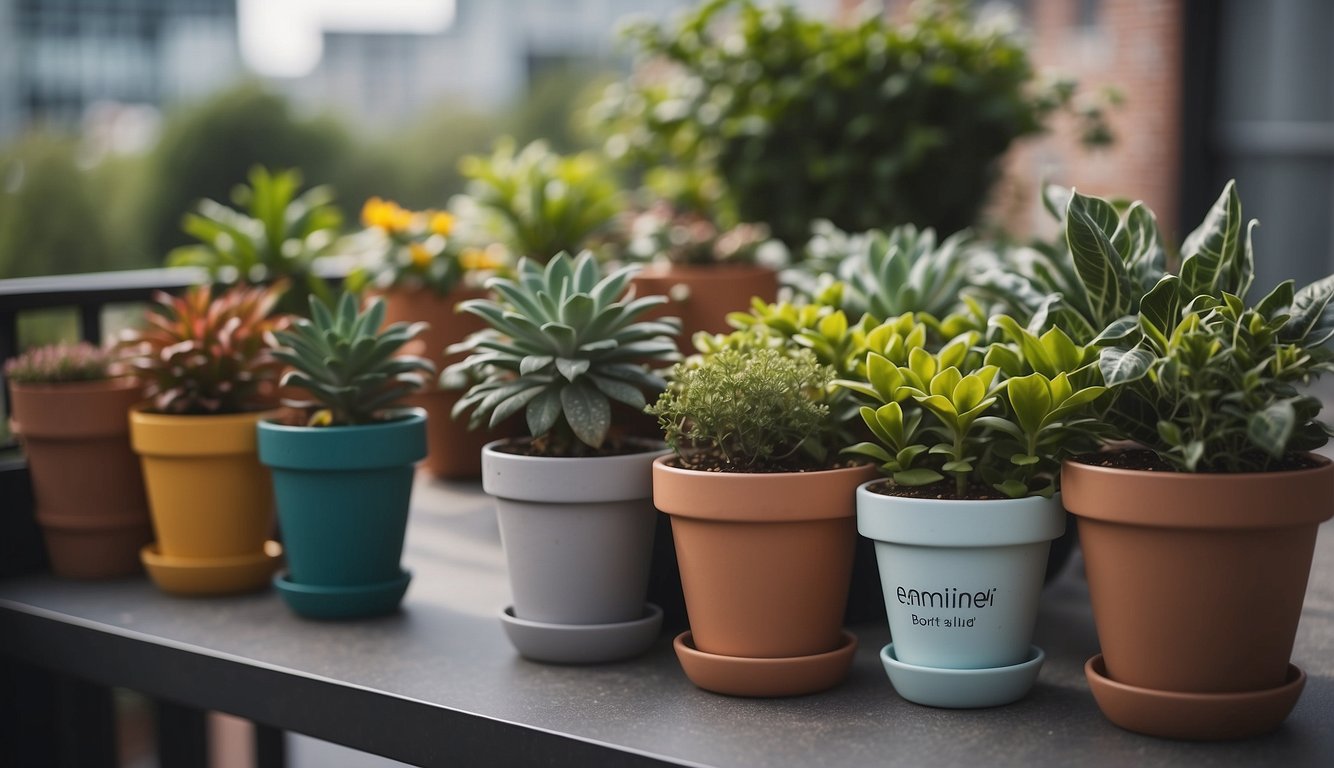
[500,603,663,664]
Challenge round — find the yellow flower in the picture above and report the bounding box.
[429,211,455,237]
[459,246,503,271]
[408,242,433,268]
[362,197,412,233]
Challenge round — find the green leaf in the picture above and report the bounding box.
[1180,180,1243,298]
[843,442,894,464]
[560,379,611,448]
[1011,453,1040,466]
[994,479,1029,498]
[1283,275,1334,347]
[554,358,590,382]
[1248,400,1296,458]
[1139,275,1183,341]
[1099,345,1155,386]
[893,468,944,486]
[1255,280,1295,320]
[525,388,562,436]
[1006,373,1052,437]
[1066,191,1129,326]
[1092,315,1140,345]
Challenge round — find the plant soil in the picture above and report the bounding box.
[1071,448,1323,473]
[866,478,1008,501]
[494,436,662,458]
[666,449,864,474]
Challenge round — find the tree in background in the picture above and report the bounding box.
[0,135,111,278]
[597,0,1115,247]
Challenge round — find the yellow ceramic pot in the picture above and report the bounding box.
[130,406,282,595]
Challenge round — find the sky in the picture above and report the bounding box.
[238,0,457,78]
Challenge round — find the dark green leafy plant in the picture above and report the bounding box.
[1060,182,1334,471]
[272,294,435,427]
[647,346,833,471]
[599,0,1113,246]
[167,166,343,315]
[458,139,621,263]
[4,342,115,384]
[120,283,287,415]
[836,315,1106,498]
[447,251,680,456]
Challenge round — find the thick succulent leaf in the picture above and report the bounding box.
[490,386,543,427]
[555,357,591,381]
[560,379,611,448]
[525,387,562,436]
[588,373,647,410]
[843,442,894,464]
[893,468,944,486]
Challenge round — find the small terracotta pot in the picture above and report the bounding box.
[130,406,282,595]
[378,285,519,478]
[652,459,876,659]
[1062,455,1334,738]
[631,263,779,352]
[9,378,151,579]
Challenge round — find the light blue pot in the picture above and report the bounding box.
[857,482,1065,706]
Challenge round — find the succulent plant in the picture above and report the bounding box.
[787,222,978,323]
[446,251,681,456]
[4,342,116,384]
[272,294,436,427]
[121,283,287,415]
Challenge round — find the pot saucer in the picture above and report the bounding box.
[140,541,282,596]
[880,642,1045,708]
[500,603,663,664]
[673,630,857,697]
[1084,654,1306,740]
[274,569,412,620]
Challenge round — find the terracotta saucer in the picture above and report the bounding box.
[140,541,282,596]
[1084,654,1306,740]
[500,603,663,664]
[673,630,857,697]
[880,643,1045,708]
[274,569,411,620]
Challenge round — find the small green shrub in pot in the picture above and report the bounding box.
[447,251,680,663]
[598,0,1113,246]
[646,307,879,697]
[836,311,1106,707]
[1056,181,1334,739]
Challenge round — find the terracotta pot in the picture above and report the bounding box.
[9,378,151,579]
[1062,455,1334,738]
[652,459,876,659]
[378,286,518,478]
[631,263,779,352]
[130,406,282,595]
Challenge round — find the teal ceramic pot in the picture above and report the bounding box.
[258,409,426,619]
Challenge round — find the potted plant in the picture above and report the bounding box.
[835,313,1106,708]
[1057,182,1334,739]
[167,166,343,317]
[647,313,878,697]
[347,196,512,478]
[121,283,288,595]
[448,250,680,663]
[259,294,433,620]
[5,343,150,579]
[621,200,782,349]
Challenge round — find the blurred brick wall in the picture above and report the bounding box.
[858,0,1187,242]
